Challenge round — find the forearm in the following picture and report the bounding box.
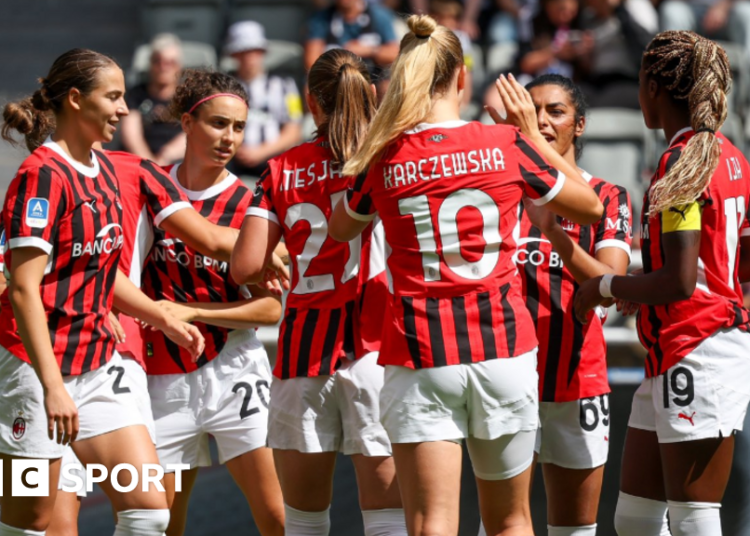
[113,270,170,328]
[544,225,621,283]
[520,49,554,75]
[610,269,693,305]
[9,285,63,390]
[185,296,282,330]
[162,210,239,262]
[156,133,187,164]
[121,115,157,161]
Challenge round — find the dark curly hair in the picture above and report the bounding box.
[526,73,588,160]
[2,48,118,152]
[170,69,249,119]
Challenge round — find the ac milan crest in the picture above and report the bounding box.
[12,416,26,440]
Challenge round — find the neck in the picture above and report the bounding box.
[177,150,228,192]
[563,145,577,168]
[659,106,691,146]
[51,120,94,166]
[427,96,462,124]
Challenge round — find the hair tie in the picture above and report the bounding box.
[695,127,715,135]
[415,34,430,39]
[187,92,245,114]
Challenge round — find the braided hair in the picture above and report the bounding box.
[642,31,732,214]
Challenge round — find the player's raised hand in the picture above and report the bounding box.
[495,74,541,139]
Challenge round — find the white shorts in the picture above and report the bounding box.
[148,331,272,471]
[0,349,145,459]
[629,328,750,443]
[267,352,392,456]
[380,349,539,443]
[535,396,610,469]
[58,357,156,496]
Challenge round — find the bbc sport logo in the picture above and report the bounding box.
[0,460,190,496]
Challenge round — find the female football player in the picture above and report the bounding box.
[231,49,408,536]
[0,48,203,536]
[329,15,604,536]
[141,69,285,536]
[575,31,750,536]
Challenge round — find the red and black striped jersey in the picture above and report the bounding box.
[517,172,632,402]
[104,151,192,368]
[0,140,124,375]
[345,121,566,369]
[638,128,750,377]
[354,217,390,358]
[248,137,359,378]
[142,165,254,375]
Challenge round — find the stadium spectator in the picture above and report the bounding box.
[486,0,536,44]
[304,0,400,76]
[225,21,303,178]
[121,33,186,166]
[659,0,750,56]
[429,0,475,108]
[578,0,656,109]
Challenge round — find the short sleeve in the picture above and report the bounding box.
[307,11,330,41]
[345,172,377,222]
[513,130,566,206]
[370,5,397,43]
[594,184,633,258]
[139,160,193,228]
[246,170,280,226]
[662,202,701,233]
[5,165,67,254]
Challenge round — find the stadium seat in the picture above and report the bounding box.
[140,0,225,49]
[127,41,218,87]
[219,39,304,77]
[228,0,311,42]
[486,42,518,77]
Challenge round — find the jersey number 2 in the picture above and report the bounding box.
[398,188,501,281]
[286,192,361,294]
[233,380,270,419]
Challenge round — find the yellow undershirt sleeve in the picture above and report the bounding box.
[662,201,702,233]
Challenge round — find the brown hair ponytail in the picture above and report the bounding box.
[308,49,376,164]
[344,15,463,176]
[643,31,731,214]
[2,48,118,152]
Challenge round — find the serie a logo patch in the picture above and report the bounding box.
[25,198,49,229]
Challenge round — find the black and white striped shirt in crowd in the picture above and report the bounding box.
[239,73,303,148]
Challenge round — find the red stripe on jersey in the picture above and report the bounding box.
[0,144,123,375]
[104,151,191,367]
[347,122,561,368]
[518,176,632,401]
[638,131,750,377]
[250,137,361,377]
[142,168,253,375]
[354,217,390,357]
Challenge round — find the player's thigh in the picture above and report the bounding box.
[661,435,735,503]
[46,490,81,536]
[162,468,199,536]
[542,463,604,526]
[0,455,61,531]
[226,447,284,536]
[72,424,167,512]
[620,427,666,501]
[391,441,463,536]
[272,449,338,511]
[350,454,402,511]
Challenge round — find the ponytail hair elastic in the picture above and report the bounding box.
[696,127,716,135]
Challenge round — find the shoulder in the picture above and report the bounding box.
[16,147,66,183]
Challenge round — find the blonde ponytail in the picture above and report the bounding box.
[643,31,731,214]
[343,15,463,176]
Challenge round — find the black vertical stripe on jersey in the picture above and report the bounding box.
[613,187,630,241]
[567,225,591,385]
[401,296,423,368]
[425,297,447,367]
[9,171,29,241]
[96,150,116,176]
[144,260,188,373]
[499,283,516,356]
[542,260,565,401]
[295,308,320,377]
[647,305,663,376]
[280,307,298,379]
[216,188,249,227]
[516,131,557,175]
[523,224,543,327]
[664,148,683,175]
[476,291,498,360]
[451,296,473,364]
[97,153,120,198]
[520,165,554,198]
[359,282,368,313]
[594,183,609,243]
[141,160,183,210]
[318,306,342,374]
[343,300,355,360]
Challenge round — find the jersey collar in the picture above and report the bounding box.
[405,120,468,135]
[669,127,693,147]
[170,163,238,201]
[43,137,100,178]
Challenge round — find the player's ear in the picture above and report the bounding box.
[180,112,193,134]
[67,87,83,112]
[648,77,659,100]
[575,115,586,138]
